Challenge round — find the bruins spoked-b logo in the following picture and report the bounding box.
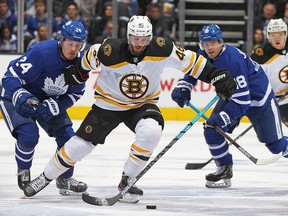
[120,73,149,99]
[279,65,288,83]
[85,125,93,134]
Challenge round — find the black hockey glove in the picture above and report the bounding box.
[210,69,236,100]
[64,65,89,85]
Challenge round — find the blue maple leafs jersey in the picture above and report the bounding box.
[198,44,274,121]
[1,40,85,111]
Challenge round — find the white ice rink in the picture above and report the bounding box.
[1,118,288,216]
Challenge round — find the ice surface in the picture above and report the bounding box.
[0,119,288,216]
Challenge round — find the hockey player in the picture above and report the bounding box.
[23,16,236,203]
[251,18,288,126]
[172,24,288,188]
[0,20,88,195]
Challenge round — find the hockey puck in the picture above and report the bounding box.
[146,205,156,209]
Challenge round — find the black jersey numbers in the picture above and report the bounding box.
[175,45,185,61]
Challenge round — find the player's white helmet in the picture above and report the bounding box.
[127,15,153,45]
[267,18,287,40]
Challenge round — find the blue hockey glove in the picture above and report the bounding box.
[37,98,61,122]
[206,111,231,131]
[171,76,197,108]
[12,88,39,117]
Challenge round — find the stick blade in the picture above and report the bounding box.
[82,193,109,206]
[255,152,282,165]
[185,163,206,170]
[185,158,213,170]
[82,193,122,206]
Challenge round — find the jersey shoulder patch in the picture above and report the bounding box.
[97,38,127,66]
[251,43,276,64]
[146,36,173,57]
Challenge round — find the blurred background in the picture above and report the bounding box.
[0,0,284,120]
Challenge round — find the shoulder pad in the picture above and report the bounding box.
[146,37,173,57]
[251,43,277,64]
[97,38,127,66]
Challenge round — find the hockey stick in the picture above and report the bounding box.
[82,95,219,206]
[185,123,253,169]
[185,157,213,170]
[185,92,288,169]
[187,101,282,165]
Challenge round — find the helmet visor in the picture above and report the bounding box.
[128,35,150,46]
[199,40,223,50]
[62,39,83,51]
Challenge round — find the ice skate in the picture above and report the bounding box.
[205,164,233,188]
[24,172,52,197]
[17,168,31,190]
[56,176,88,196]
[118,173,143,204]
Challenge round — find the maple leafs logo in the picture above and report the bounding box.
[42,74,68,95]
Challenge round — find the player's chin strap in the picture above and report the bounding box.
[81,95,219,206]
[186,99,282,166]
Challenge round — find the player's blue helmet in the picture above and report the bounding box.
[61,20,87,43]
[199,24,223,42]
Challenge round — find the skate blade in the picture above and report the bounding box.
[59,189,88,196]
[205,179,231,188]
[119,193,141,204]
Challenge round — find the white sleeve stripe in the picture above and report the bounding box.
[0,87,5,97]
[230,98,251,105]
[9,66,26,85]
[250,84,272,107]
[231,90,250,98]
[72,93,83,98]
[68,94,77,104]
[9,66,19,77]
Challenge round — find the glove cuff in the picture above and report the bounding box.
[12,88,30,106]
[210,70,226,85]
[219,111,231,127]
[175,80,193,91]
[44,98,60,116]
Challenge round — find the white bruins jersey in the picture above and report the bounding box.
[251,42,288,98]
[80,37,211,111]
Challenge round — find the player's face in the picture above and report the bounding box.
[61,39,83,60]
[269,31,286,50]
[202,40,223,60]
[128,35,150,55]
